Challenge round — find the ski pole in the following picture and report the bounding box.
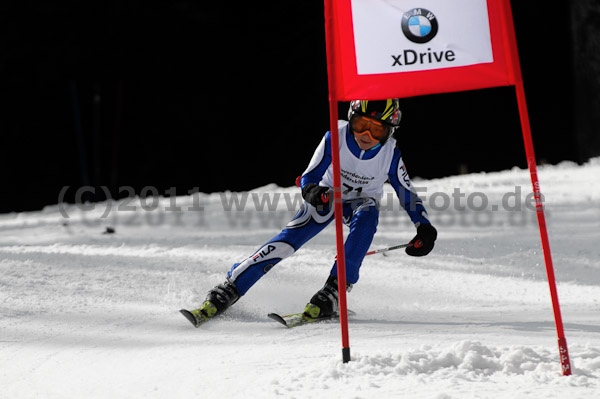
[336,242,414,259]
[365,242,412,256]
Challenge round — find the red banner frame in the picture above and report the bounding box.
[329,0,515,100]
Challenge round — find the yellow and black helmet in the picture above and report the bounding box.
[348,99,402,127]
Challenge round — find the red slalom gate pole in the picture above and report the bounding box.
[500,0,572,375]
[324,0,351,363]
[515,82,572,376]
[329,102,352,364]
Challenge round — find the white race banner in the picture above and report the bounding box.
[351,0,494,74]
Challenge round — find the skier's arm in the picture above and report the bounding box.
[299,131,332,188]
[387,148,430,226]
[388,149,437,256]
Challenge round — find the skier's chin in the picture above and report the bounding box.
[356,139,377,150]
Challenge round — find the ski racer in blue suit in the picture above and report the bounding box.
[181,99,438,327]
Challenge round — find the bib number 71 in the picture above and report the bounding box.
[343,183,363,195]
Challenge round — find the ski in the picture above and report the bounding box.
[180,309,209,328]
[267,312,330,328]
[268,309,356,328]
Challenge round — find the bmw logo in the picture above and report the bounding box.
[401,8,439,44]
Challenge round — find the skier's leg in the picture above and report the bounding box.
[228,203,334,295]
[331,198,379,284]
[305,199,379,318]
[185,203,335,324]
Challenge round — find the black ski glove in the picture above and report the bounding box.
[301,183,331,209]
[406,223,437,257]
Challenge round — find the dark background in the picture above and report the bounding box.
[1,1,599,213]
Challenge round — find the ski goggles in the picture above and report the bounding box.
[350,115,390,141]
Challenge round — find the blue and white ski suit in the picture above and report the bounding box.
[228,121,430,295]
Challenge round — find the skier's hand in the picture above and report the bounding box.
[406,224,437,257]
[302,183,331,209]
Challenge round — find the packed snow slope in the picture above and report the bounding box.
[1,159,599,399]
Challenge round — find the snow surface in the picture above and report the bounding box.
[1,159,599,398]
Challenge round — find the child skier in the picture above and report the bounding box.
[181,99,437,327]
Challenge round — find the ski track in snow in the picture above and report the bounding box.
[1,159,599,398]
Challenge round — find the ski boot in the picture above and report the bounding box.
[180,280,240,327]
[303,275,352,320]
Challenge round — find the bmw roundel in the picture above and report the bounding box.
[401,8,439,44]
